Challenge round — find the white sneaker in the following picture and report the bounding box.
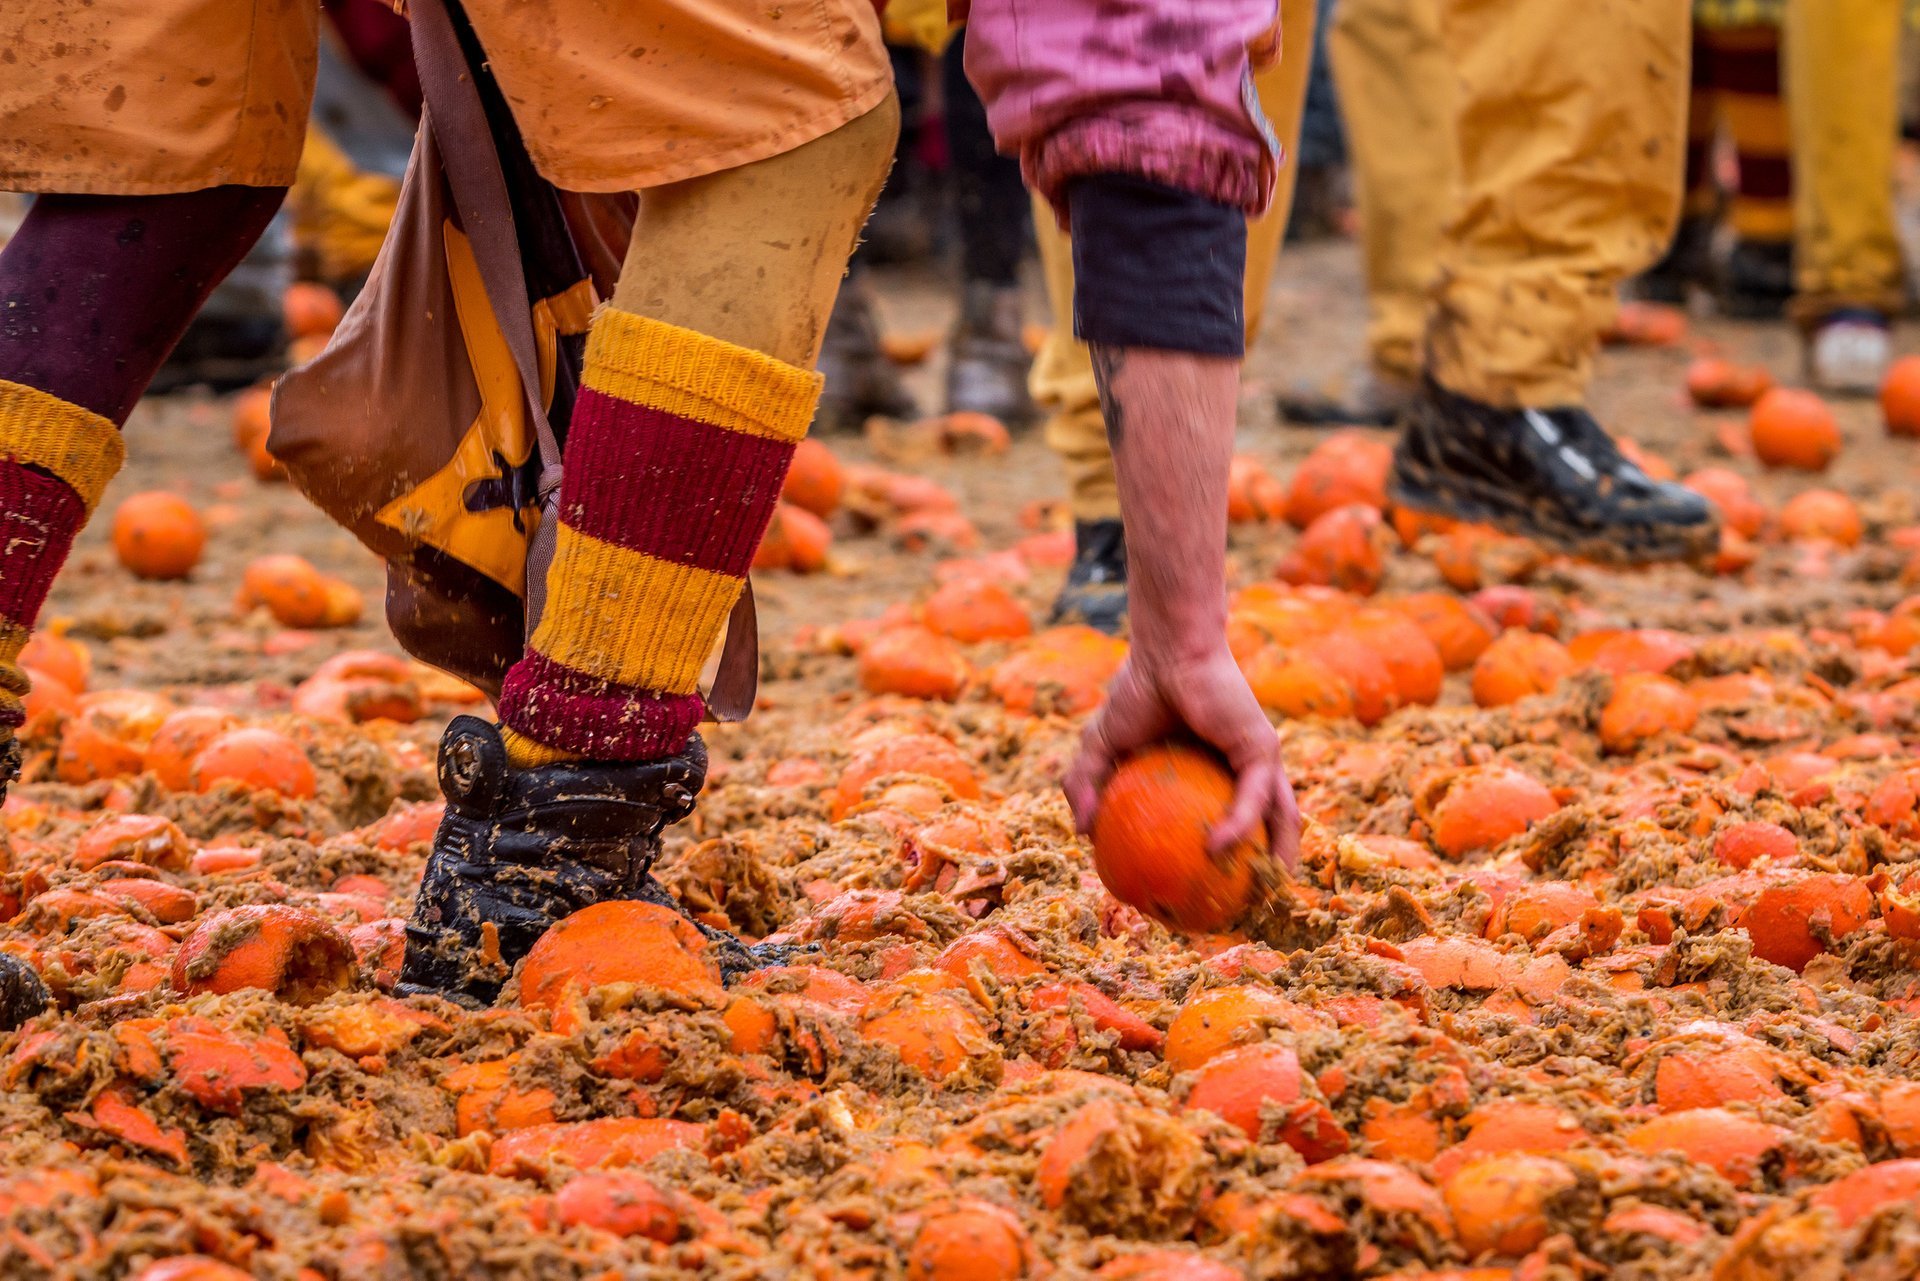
[1809,315,1893,397]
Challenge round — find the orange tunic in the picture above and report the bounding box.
[0,0,890,194]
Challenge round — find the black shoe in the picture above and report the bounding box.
[1049,519,1128,636]
[815,275,918,433]
[1718,239,1794,321]
[0,954,49,1030]
[945,282,1037,428]
[398,716,712,1006]
[1388,379,1719,566]
[1633,215,1713,305]
[1276,365,1420,428]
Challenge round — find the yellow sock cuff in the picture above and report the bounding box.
[0,380,125,512]
[500,725,582,769]
[580,307,822,444]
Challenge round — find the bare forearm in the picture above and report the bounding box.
[1091,343,1241,667]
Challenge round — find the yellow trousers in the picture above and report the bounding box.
[1032,0,1316,522]
[1785,0,1906,324]
[1327,0,1453,384]
[1424,0,1690,407]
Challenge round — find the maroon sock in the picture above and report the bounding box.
[0,185,286,424]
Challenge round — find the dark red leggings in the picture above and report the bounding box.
[0,185,286,424]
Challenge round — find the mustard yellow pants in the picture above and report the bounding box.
[1032,0,1316,522]
[1423,0,1689,407]
[1784,0,1906,324]
[1327,0,1452,384]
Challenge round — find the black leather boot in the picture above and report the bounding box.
[1633,214,1713,305]
[398,717,781,1005]
[1049,519,1128,636]
[1718,239,1795,321]
[0,954,49,1030]
[1388,379,1718,566]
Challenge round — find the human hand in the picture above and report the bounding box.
[1062,644,1301,871]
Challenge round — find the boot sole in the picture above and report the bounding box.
[1388,462,1719,569]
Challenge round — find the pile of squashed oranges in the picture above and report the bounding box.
[6,357,1920,1280]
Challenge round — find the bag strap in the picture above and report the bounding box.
[407,0,560,489]
[407,0,758,721]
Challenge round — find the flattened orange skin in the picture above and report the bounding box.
[1091,747,1266,934]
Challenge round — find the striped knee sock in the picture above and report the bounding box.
[0,380,125,733]
[1711,26,1793,246]
[496,308,820,766]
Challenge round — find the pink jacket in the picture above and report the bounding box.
[958,0,1282,220]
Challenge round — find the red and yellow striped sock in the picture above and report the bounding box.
[1710,25,1794,245]
[0,380,125,733]
[496,308,820,767]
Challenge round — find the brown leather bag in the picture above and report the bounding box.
[270,0,757,717]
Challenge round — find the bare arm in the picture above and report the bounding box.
[1063,345,1301,867]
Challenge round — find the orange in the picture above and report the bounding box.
[240,555,332,629]
[518,902,722,1010]
[1279,503,1388,593]
[19,632,90,694]
[1598,672,1699,754]
[857,626,973,702]
[1241,648,1353,721]
[1686,356,1773,408]
[1682,467,1768,538]
[191,726,317,798]
[754,503,832,572]
[1741,872,1872,971]
[553,1171,681,1241]
[905,1199,1034,1281]
[1282,433,1392,528]
[1442,1154,1577,1258]
[1393,592,1498,671]
[1625,1108,1786,1185]
[1164,986,1323,1073]
[1470,631,1572,708]
[781,438,845,517]
[1882,354,1920,437]
[1778,488,1863,546]
[282,281,345,338]
[172,904,356,1003]
[1713,820,1797,869]
[144,707,236,791]
[111,492,206,580]
[1425,766,1558,859]
[1749,387,1842,471]
[921,579,1031,643]
[1090,745,1268,933]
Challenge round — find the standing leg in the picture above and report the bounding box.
[1387,0,1716,564]
[943,27,1039,427]
[1786,0,1904,393]
[0,186,285,772]
[1713,24,1795,320]
[1287,0,1451,423]
[1639,22,1725,303]
[401,99,900,1003]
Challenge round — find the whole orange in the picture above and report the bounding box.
[1091,745,1269,932]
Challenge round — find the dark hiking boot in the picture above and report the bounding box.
[1049,519,1128,636]
[1276,365,1419,428]
[1718,239,1795,321]
[1633,215,1714,305]
[0,954,50,1030]
[945,282,1036,428]
[815,275,918,433]
[1388,379,1719,566]
[398,716,781,1005]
